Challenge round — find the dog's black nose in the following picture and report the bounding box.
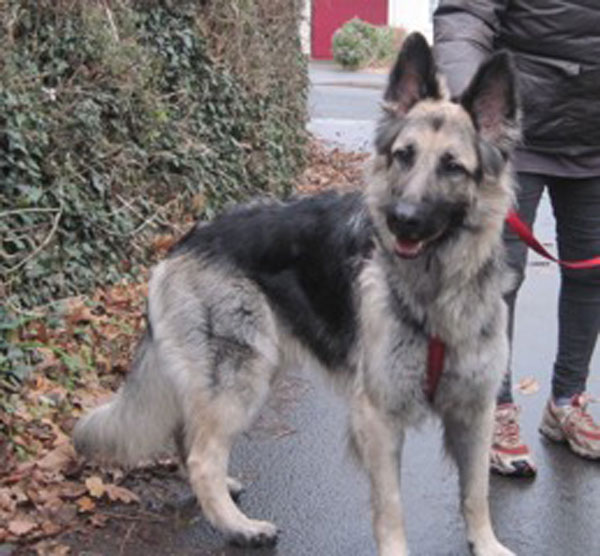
[386,202,425,240]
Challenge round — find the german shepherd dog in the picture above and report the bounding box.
[74,33,519,556]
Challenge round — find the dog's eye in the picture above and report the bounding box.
[440,155,468,178]
[393,145,415,168]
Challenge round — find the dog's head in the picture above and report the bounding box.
[368,33,519,260]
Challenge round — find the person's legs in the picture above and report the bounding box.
[538,176,600,460]
[491,173,546,477]
[546,176,600,398]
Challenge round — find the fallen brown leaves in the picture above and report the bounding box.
[297,140,369,194]
[0,139,369,550]
[1,280,150,548]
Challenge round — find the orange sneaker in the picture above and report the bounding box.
[490,403,537,477]
[539,394,600,460]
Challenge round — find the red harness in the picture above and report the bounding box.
[425,336,445,402]
[425,210,600,402]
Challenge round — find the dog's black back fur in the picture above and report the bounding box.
[170,192,374,367]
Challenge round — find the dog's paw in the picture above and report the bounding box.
[228,519,278,548]
[380,545,408,556]
[470,539,516,556]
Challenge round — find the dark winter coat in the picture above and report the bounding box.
[433,0,600,158]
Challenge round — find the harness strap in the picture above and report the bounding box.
[424,210,600,402]
[425,336,445,402]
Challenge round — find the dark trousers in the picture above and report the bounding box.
[498,173,600,404]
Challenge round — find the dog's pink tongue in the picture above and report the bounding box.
[395,239,424,258]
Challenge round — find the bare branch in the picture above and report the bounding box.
[0,207,61,219]
[4,202,64,275]
[103,0,120,42]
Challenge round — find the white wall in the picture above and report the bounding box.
[388,0,436,40]
[301,0,311,55]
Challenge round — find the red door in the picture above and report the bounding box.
[312,0,388,60]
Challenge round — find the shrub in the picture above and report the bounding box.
[373,26,396,62]
[0,0,308,381]
[332,18,397,70]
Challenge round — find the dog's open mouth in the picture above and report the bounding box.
[393,229,446,259]
[394,238,426,258]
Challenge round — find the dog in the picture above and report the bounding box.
[74,33,519,556]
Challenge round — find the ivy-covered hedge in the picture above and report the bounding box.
[0,0,308,376]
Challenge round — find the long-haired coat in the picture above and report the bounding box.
[75,33,519,556]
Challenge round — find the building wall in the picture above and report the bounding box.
[311,0,388,59]
[301,0,311,55]
[305,0,438,59]
[388,0,437,40]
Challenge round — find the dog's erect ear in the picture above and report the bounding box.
[460,52,520,151]
[384,32,441,115]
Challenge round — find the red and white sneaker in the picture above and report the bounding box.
[539,394,600,460]
[490,403,537,477]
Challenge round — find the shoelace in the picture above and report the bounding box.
[569,394,599,430]
[497,411,522,446]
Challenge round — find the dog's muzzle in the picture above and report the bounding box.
[384,200,465,258]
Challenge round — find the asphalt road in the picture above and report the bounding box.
[53,61,600,556]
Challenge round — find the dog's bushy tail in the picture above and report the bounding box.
[73,330,179,466]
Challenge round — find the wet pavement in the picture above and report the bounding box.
[52,61,600,556]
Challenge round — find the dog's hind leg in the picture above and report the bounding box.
[184,357,278,547]
[444,405,515,556]
[175,425,244,500]
[350,393,407,556]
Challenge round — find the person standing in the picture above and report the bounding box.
[433,0,600,477]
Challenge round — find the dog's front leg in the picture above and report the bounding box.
[351,393,407,556]
[444,404,516,556]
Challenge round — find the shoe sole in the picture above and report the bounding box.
[538,419,565,443]
[490,455,537,478]
[490,465,536,478]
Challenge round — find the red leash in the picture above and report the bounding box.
[505,210,600,269]
[426,211,600,403]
